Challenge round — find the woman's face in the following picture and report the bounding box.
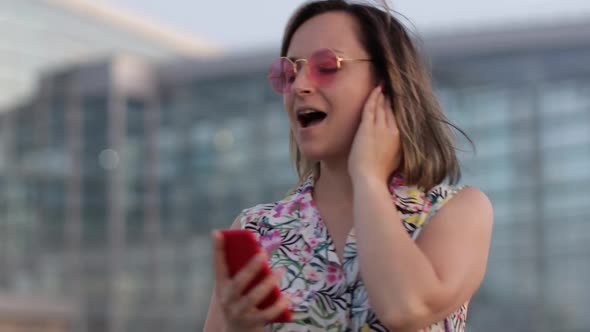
[284,11,377,163]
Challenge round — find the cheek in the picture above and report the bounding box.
[283,95,292,112]
[283,95,296,123]
[329,87,367,123]
[330,72,374,115]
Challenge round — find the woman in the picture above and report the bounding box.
[204,1,493,331]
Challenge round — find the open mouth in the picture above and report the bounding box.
[297,110,327,128]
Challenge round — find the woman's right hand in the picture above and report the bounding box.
[212,231,290,332]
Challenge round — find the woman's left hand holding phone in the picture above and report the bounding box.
[212,231,290,332]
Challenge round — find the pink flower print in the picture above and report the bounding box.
[422,200,433,214]
[286,197,310,216]
[287,289,308,308]
[299,201,309,211]
[273,202,287,217]
[287,202,298,215]
[307,236,321,248]
[291,244,313,264]
[325,263,344,286]
[303,265,322,282]
[300,245,313,264]
[390,195,399,204]
[259,229,282,254]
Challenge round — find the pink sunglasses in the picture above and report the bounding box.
[268,48,372,94]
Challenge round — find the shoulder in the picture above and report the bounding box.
[407,183,492,239]
[442,186,493,221]
[425,184,494,232]
[426,183,491,215]
[434,185,492,213]
[456,186,492,211]
[426,182,467,205]
[232,202,275,231]
[236,192,298,229]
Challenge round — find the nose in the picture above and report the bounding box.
[291,63,316,96]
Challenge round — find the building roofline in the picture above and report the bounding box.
[422,16,590,59]
[159,48,277,86]
[160,17,590,86]
[43,0,223,58]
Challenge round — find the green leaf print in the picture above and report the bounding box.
[310,302,338,320]
[302,315,324,328]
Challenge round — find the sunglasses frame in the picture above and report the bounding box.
[269,48,372,93]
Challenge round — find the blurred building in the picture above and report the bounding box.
[0,8,589,332]
[427,20,590,332]
[0,0,218,331]
[0,295,73,332]
[0,0,220,111]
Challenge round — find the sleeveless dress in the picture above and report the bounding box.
[239,173,468,332]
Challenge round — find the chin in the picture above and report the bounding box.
[298,146,325,162]
[298,143,346,164]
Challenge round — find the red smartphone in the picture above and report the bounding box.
[220,229,292,323]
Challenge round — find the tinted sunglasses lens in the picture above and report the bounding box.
[309,49,339,85]
[269,58,294,93]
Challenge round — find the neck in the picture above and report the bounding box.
[314,158,353,204]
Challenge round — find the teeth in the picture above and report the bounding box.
[298,109,322,115]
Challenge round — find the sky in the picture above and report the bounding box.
[101,0,590,52]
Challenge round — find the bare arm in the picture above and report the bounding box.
[347,86,493,331]
[353,179,493,332]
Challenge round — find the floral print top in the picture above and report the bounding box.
[239,173,468,332]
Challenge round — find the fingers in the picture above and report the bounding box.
[222,264,290,326]
[212,231,228,283]
[213,231,289,328]
[232,272,281,315]
[252,294,291,324]
[274,266,286,280]
[362,85,382,125]
[224,252,267,304]
[384,97,397,131]
[374,88,386,126]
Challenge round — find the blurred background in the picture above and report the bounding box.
[0,0,589,331]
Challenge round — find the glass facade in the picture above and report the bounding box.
[0,0,218,121]
[433,45,590,331]
[0,20,589,332]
